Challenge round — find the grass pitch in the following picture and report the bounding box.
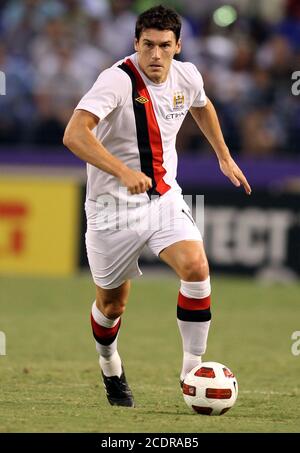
[0,272,299,433]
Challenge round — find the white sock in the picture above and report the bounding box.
[177,277,211,381]
[180,352,202,382]
[91,302,122,377]
[100,350,122,378]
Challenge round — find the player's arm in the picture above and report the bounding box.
[63,109,152,194]
[190,98,251,195]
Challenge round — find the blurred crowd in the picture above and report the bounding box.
[0,0,299,156]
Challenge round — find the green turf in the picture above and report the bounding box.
[0,273,299,433]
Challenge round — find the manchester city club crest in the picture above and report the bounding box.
[173,91,185,110]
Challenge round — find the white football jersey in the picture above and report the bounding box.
[75,52,207,214]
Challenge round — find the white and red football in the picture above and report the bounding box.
[182,361,238,415]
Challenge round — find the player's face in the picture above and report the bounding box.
[135,29,181,84]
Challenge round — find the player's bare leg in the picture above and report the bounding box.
[90,280,134,407]
[96,280,130,318]
[159,240,211,384]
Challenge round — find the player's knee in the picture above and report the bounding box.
[96,293,127,318]
[101,301,126,319]
[179,257,209,281]
[95,281,129,319]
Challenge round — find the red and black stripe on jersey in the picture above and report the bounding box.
[177,293,211,322]
[118,59,171,197]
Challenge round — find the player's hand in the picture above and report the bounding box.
[119,167,152,194]
[219,157,252,195]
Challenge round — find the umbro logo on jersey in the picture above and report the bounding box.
[135,96,149,104]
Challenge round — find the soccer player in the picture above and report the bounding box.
[63,5,251,407]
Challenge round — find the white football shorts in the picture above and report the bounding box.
[85,190,202,289]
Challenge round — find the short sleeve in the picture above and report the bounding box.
[75,67,131,120]
[187,63,207,108]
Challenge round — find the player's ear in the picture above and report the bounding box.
[134,38,139,52]
[175,38,182,55]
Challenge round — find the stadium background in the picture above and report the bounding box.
[0,0,300,433]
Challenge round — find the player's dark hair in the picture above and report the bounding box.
[135,5,181,42]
